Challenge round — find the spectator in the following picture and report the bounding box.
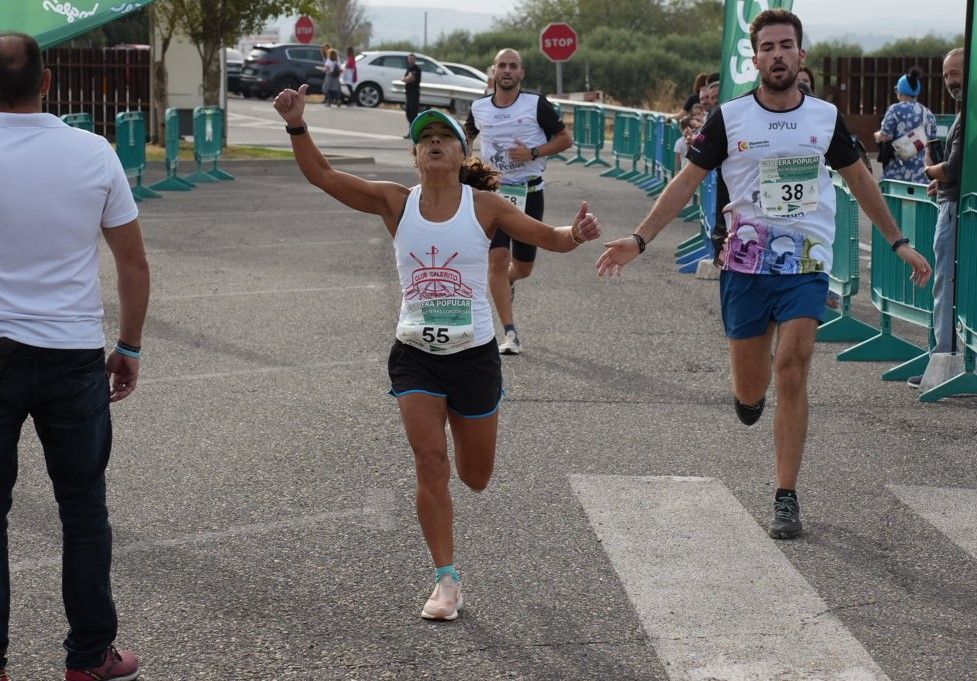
[674,117,696,171]
[910,48,965,388]
[403,53,421,137]
[679,72,709,116]
[0,32,149,680]
[797,66,815,95]
[341,46,357,105]
[322,48,342,107]
[700,80,720,114]
[874,67,937,183]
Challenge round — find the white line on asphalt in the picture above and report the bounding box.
[228,112,403,141]
[139,355,383,384]
[145,237,383,254]
[569,475,891,681]
[9,489,396,573]
[888,485,977,559]
[153,283,384,302]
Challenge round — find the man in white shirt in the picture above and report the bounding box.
[0,33,149,681]
[464,48,572,355]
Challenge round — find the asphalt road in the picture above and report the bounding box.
[5,106,977,680]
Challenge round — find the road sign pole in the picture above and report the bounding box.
[556,61,563,96]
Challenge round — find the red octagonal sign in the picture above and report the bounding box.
[539,23,577,63]
[295,15,315,44]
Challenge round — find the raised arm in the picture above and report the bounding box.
[475,191,601,252]
[274,84,408,232]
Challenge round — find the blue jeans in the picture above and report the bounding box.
[0,342,116,669]
[932,200,959,353]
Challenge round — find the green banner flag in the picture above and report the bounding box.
[959,0,976,197]
[0,0,156,50]
[718,0,795,104]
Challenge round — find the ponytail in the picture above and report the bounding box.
[459,156,501,191]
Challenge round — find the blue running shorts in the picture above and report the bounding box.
[720,271,829,340]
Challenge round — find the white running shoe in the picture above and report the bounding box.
[421,573,463,620]
[498,330,521,355]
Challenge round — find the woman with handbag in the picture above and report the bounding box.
[874,67,937,183]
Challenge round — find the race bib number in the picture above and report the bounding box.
[759,155,820,217]
[396,298,474,353]
[498,184,528,213]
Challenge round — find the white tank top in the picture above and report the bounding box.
[393,184,493,354]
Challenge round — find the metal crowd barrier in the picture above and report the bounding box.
[186,106,234,183]
[115,111,161,202]
[600,111,642,180]
[566,105,609,167]
[149,108,194,192]
[60,112,94,132]
[837,180,937,381]
[816,172,877,343]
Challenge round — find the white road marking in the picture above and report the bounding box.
[570,475,890,681]
[888,485,977,559]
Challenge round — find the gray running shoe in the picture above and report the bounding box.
[768,495,802,539]
[498,329,521,355]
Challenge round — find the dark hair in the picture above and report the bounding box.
[906,66,923,91]
[691,72,708,92]
[346,46,354,57]
[707,72,720,84]
[459,156,500,191]
[0,32,44,107]
[749,9,803,52]
[799,66,816,93]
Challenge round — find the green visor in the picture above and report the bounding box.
[409,110,468,154]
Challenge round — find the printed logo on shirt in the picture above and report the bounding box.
[737,140,770,152]
[404,246,473,300]
[810,136,818,145]
[768,122,798,131]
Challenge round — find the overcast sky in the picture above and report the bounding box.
[350,0,967,34]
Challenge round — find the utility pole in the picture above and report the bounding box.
[423,11,428,49]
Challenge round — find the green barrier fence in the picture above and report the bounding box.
[635,114,667,196]
[837,180,937,379]
[566,106,609,168]
[919,192,977,401]
[551,103,568,162]
[186,106,234,183]
[817,172,878,343]
[149,108,194,192]
[60,112,93,131]
[934,113,957,145]
[115,111,160,202]
[600,111,642,180]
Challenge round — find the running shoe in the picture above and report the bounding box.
[768,495,802,540]
[907,375,923,389]
[733,396,765,425]
[65,646,139,681]
[498,329,521,355]
[421,573,463,621]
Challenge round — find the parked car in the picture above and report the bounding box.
[239,43,325,100]
[225,47,244,95]
[442,62,489,85]
[352,51,485,109]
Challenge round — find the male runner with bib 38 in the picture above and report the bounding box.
[596,9,930,540]
[273,86,601,620]
[464,48,573,355]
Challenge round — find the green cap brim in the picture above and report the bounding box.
[409,110,468,153]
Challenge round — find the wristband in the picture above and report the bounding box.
[632,233,647,253]
[569,226,585,244]
[114,340,141,359]
[285,125,307,136]
[891,237,910,252]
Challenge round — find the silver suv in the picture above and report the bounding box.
[353,51,484,109]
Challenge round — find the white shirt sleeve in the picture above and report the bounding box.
[100,140,139,229]
[674,137,688,155]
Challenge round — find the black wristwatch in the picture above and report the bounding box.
[891,237,910,252]
[285,124,307,136]
[530,147,540,160]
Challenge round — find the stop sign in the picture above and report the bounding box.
[539,23,577,62]
[295,16,315,44]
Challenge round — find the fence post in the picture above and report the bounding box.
[551,103,568,162]
[149,108,195,191]
[636,114,666,195]
[186,106,235,183]
[600,111,642,180]
[115,111,161,202]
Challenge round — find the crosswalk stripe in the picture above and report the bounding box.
[569,475,890,681]
[887,485,977,559]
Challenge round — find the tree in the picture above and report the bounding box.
[171,0,317,105]
[313,0,373,50]
[869,34,963,58]
[149,1,182,142]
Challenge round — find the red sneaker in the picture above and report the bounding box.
[65,646,139,681]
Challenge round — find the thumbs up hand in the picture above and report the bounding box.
[570,201,601,243]
[274,83,309,126]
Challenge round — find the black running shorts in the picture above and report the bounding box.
[387,338,503,418]
[490,188,544,263]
